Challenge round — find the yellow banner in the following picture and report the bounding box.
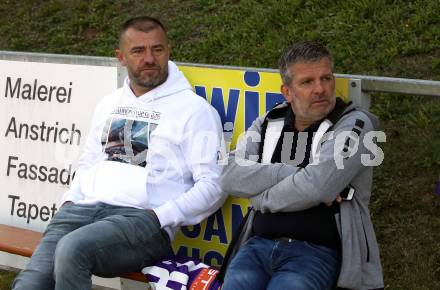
[172,65,350,267]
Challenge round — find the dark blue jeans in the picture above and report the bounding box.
[12,203,172,290]
[222,236,340,290]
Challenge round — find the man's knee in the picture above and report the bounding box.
[54,233,92,274]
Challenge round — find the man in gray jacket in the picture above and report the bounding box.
[220,42,384,290]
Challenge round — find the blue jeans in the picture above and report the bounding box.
[222,236,340,290]
[12,203,172,290]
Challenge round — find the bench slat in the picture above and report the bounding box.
[0,224,42,257]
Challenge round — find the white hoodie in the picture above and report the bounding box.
[61,61,226,238]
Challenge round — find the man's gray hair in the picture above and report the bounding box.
[278,41,333,85]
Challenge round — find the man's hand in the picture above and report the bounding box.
[325,195,342,207]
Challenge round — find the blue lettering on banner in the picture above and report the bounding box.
[266,92,285,112]
[180,204,250,244]
[244,71,259,130]
[244,90,259,130]
[244,71,260,87]
[195,86,239,133]
[194,71,284,131]
[181,224,201,239]
[231,204,251,236]
[203,209,227,244]
[203,251,223,266]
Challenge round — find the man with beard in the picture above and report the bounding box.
[220,42,383,290]
[13,16,225,290]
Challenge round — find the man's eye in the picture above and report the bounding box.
[152,47,164,54]
[301,80,312,85]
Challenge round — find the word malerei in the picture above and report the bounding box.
[4,77,73,104]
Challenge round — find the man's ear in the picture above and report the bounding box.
[281,84,293,103]
[115,49,126,66]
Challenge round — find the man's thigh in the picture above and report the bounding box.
[29,203,96,267]
[267,241,340,290]
[222,236,272,290]
[58,207,172,277]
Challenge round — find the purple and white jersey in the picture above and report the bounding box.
[142,256,221,290]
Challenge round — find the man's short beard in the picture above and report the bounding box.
[130,68,168,91]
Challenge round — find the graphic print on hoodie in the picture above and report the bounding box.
[101,106,161,168]
[70,105,163,209]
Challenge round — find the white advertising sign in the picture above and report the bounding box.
[0,60,118,232]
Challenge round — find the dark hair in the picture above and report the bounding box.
[119,16,166,47]
[278,41,333,85]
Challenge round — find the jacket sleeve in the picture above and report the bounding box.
[250,111,379,213]
[220,115,300,198]
[153,105,228,227]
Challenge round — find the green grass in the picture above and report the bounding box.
[1,0,439,289]
[369,95,440,289]
[0,270,15,290]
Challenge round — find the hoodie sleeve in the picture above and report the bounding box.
[250,111,380,212]
[220,115,300,197]
[59,100,108,205]
[153,105,227,227]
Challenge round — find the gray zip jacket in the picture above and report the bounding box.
[220,102,384,289]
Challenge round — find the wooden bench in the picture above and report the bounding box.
[0,224,148,289]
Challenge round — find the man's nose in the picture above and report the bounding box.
[142,49,155,64]
[313,80,325,94]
